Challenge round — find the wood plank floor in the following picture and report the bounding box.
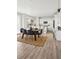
[56,40,61,59]
[17,33,59,59]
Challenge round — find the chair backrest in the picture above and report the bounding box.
[20,28,27,34]
[27,30,33,35]
[20,28,24,33]
[20,28,43,35]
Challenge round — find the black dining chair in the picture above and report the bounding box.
[20,28,43,41]
[20,28,27,39]
[20,28,34,39]
[27,30,33,35]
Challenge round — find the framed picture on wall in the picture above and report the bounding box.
[43,21,48,24]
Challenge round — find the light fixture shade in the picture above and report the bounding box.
[58,8,61,12]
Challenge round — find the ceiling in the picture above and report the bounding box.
[17,0,60,17]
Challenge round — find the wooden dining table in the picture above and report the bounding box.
[20,28,42,41]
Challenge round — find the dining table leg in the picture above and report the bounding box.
[22,33,24,39]
[34,35,36,41]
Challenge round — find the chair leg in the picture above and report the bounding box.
[34,35,36,41]
[22,33,24,39]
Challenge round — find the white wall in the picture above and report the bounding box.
[39,17,53,32]
[54,12,61,41]
[17,12,35,33]
[17,14,22,33]
[21,14,35,29]
[33,17,39,29]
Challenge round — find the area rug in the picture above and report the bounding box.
[17,34,47,47]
